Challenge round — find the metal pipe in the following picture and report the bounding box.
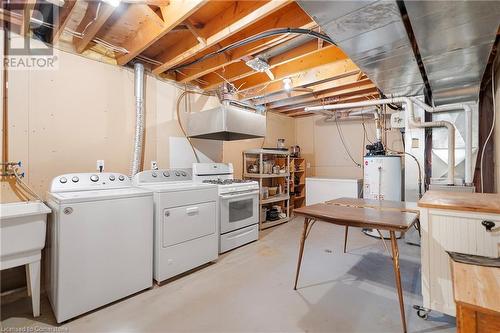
[410,98,473,185]
[130,62,145,177]
[305,97,456,185]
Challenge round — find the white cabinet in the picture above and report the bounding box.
[420,207,500,316]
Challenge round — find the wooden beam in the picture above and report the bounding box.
[152,0,293,75]
[116,1,207,65]
[232,45,346,93]
[198,38,329,89]
[52,0,77,43]
[266,79,374,109]
[73,2,116,53]
[252,72,365,105]
[241,59,360,101]
[0,9,23,27]
[278,93,380,117]
[176,23,316,84]
[184,19,206,46]
[21,1,36,36]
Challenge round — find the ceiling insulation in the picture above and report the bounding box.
[297,0,424,97]
[298,0,500,105]
[404,1,500,105]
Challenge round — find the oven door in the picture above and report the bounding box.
[220,190,259,234]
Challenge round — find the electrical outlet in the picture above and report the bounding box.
[96,160,105,172]
[411,138,419,148]
[151,161,158,170]
[306,162,311,168]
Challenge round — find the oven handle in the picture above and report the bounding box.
[220,190,259,200]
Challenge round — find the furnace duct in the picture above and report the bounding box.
[130,62,145,177]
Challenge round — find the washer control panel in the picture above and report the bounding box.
[133,169,192,184]
[50,173,131,192]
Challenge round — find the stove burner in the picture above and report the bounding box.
[202,179,253,185]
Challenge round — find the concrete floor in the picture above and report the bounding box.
[1,217,455,332]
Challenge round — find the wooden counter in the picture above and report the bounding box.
[449,253,500,332]
[418,191,500,214]
[418,191,500,317]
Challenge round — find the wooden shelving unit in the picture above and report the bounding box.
[243,149,290,230]
[290,157,306,214]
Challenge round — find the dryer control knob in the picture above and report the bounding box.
[174,171,180,177]
[109,175,115,181]
[60,177,67,184]
[90,174,99,182]
[118,175,125,181]
[152,172,158,178]
[181,171,187,176]
[163,171,170,177]
[72,176,79,183]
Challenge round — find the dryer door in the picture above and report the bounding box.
[162,202,216,247]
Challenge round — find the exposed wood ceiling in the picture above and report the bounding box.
[1,0,379,117]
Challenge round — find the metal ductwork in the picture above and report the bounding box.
[297,1,424,97]
[186,103,266,141]
[297,1,500,105]
[404,1,500,105]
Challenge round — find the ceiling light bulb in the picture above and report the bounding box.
[283,78,292,91]
[103,0,121,7]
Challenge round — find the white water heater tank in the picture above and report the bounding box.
[363,155,402,201]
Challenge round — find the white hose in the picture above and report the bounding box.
[130,63,145,177]
[12,167,43,202]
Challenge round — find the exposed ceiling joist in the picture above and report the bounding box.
[252,72,364,105]
[232,45,347,93]
[241,59,360,101]
[266,79,375,109]
[152,0,293,75]
[116,0,207,65]
[52,0,77,43]
[74,2,116,53]
[179,22,317,85]
[0,8,23,27]
[199,38,327,90]
[21,1,36,36]
[277,93,380,117]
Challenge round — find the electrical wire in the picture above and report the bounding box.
[175,89,214,163]
[334,116,361,168]
[386,137,423,199]
[480,59,496,192]
[170,28,335,73]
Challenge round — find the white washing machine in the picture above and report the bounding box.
[46,173,153,323]
[133,169,219,283]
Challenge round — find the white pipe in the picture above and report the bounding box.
[305,97,456,185]
[130,63,145,177]
[410,98,473,185]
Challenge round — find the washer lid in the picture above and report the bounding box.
[49,187,153,204]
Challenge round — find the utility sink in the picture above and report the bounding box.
[1,201,51,269]
[0,201,51,317]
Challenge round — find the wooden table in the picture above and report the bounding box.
[293,198,419,333]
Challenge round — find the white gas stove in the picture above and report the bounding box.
[193,163,259,253]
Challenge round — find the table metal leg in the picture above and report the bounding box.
[294,217,313,290]
[390,230,407,333]
[343,226,349,253]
